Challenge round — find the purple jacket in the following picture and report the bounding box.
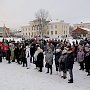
[77,51,84,62]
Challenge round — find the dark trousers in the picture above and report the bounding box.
[79,62,84,70]
[68,69,73,81]
[55,63,59,71]
[8,58,11,63]
[39,67,42,72]
[0,57,2,62]
[47,65,52,74]
[22,57,27,67]
[16,56,20,64]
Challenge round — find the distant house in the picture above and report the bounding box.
[72,27,90,38]
[0,26,10,37]
[0,27,3,37]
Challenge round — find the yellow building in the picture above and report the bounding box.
[21,20,70,39]
[45,20,70,38]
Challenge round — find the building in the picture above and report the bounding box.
[45,20,70,38]
[73,22,90,29]
[0,27,3,37]
[72,27,90,39]
[0,26,10,37]
[3,26,10,37]
[21,20,70,39]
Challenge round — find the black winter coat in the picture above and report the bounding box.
[55,52,61,65]
[66,52,74,69]
[30,46,35,56]
[14,47,19,57]
[84,51,90,70]
[6,49,11,60]
[37,52,44,68]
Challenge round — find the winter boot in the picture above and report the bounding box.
[68,79,73,83]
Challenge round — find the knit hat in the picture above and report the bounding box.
[56,49,60,53]
[62,50,67,54]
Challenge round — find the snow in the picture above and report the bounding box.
[0,59,90,90]
[0,37,22,43]
[81,27,90,32]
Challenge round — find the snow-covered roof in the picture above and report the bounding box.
[49,19,66,23]
[49,20,60,23]
[81,27,90,32]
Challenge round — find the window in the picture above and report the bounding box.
[34,26,35,30]
[55,25,57,28]
[37,25,39,30]
[32,27,33,30]
[51,31,53,35]
[64,31,65,34]
[34,32,36,36]
[26,33,27,35]
[51,26,53,29]
[23,33,24,35]
[55,31,57,34]
[66,31,67,34]
[32,26,34,30]
[66,26,67,29]
[32,32,33,36]
[37,26,38,30]
[26,28,27,31]
[47,31,49,35]
[29,32,30,36]
[29,28,30,31]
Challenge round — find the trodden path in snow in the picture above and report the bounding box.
[0,59,90,90]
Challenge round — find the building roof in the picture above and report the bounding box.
[81,27,90,32]
[49,20,69,24]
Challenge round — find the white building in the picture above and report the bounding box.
[74,22,90,30]
[45,20,70,38]
[21,20,70,39]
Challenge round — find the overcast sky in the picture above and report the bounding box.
[0,0,90,29]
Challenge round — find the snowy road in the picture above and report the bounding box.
[0,59,90,90]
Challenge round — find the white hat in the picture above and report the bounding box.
[85,44,89,47]
[56,49,60,52]
[62,50,67,54]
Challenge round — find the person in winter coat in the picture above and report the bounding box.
[10,44,15,62]
[30,44,36,63]
[55,49,61,74]
[0,47,3,62]
[45,49,53,75]
[6,47,11,63]
[58,49,67,79]
[34,47,43,69]
[26,45,30,69]
[14,46,20,64]
[21,45,27,67]
[84,45,90,76]
[37,47,44,72]
[66,48,74,83]
[77,49,84,70]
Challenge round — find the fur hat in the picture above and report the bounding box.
[62,50,67,54]
[37,47,40,50]
[85,44,89,47]
[56,49,60,53]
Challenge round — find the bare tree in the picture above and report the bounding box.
[35,9,50,38]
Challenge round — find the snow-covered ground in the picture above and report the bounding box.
[0,59,90,90]
[0,37,22,43]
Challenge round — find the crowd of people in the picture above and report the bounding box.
[0,38,90,83]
